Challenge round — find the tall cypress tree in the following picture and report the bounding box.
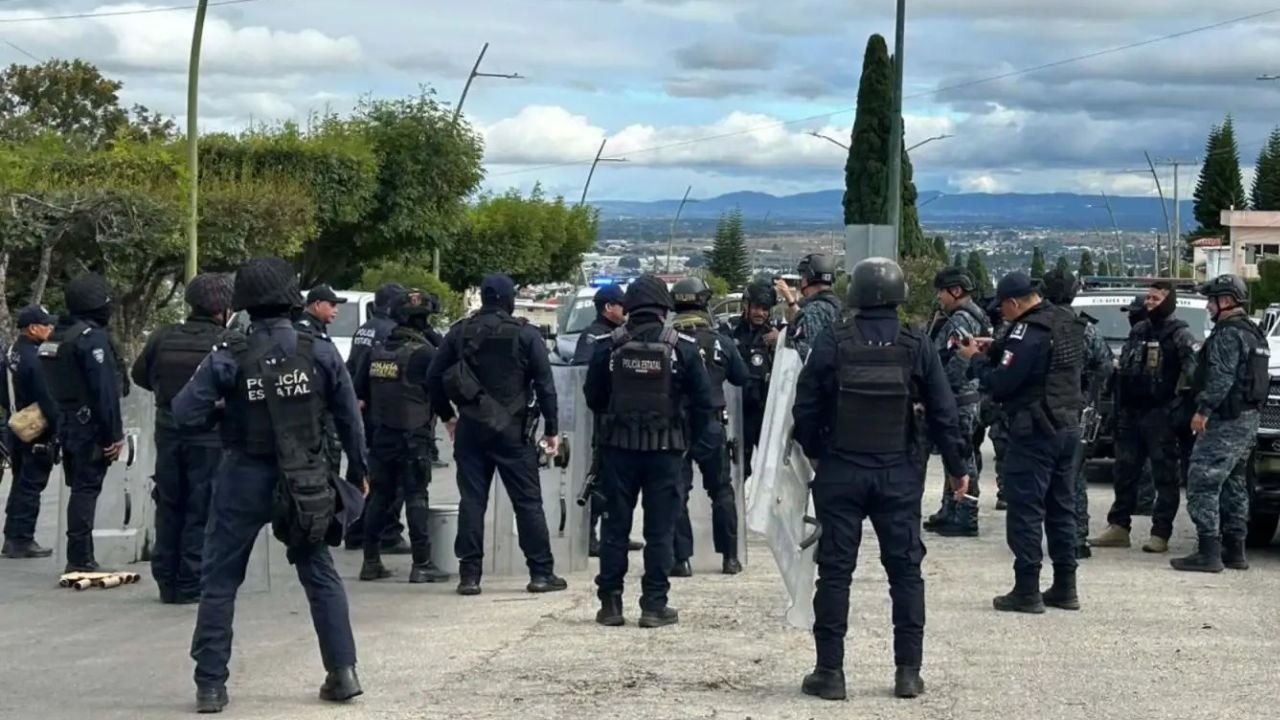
[953,251,963,268]
[1097,258,1112,276]
[1030,246,1046,278]
[1078,249,1095,276]
[842,34,926,256]
[705,208,749,289]
[1192,116,1246,235]
[965,250,991,293]
[1252,128,1280,211]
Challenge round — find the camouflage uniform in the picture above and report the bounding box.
[785,289,842,359]
[928,298,990,532]
[1073,320,1114,545]
[983,319,1011,505]
[1185,314,1262,540]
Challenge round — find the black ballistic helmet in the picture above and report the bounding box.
[671,277,712,310]
[848,257,907,308]
[798,253,836,285]
[375,282,406,310]
[389,288,432,326]
[1200,274,1249,304]
[232,257,302,312]
[744,279,778,308]
[623,274,675,314]
[933,266,975,293]
[1041,267,1080,305]
[64,273,112,314]
[185,272,234,316]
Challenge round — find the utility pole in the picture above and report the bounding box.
[1153,157,1199,277]
[184,0,209,283]
[1097,192,1126,272]
[579,138,627,207]
[885,0,907,249]
[666,186,694,273]
[442,42,523,274]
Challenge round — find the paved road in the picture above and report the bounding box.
[2,443,1278,720]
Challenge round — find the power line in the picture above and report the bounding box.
[490,6,1280,178]
[0,0,258,25]
[1,36,41,62]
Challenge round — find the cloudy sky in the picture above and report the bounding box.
[3,0,1280,202]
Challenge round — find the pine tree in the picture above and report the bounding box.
[932,236,948,261]
[965,250,991,293]
[1252,128,1280,211]
[1054,255,1070,274]
[705,208,749,289]
[1078,250,1095,276]
[1097,258,1111,276]
[953,251,963,268]
[1030,246,1046,278]
[842,34,926,256]
[1192,116,1246,235]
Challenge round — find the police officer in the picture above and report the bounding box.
[416,292,449,470]
[569,283,642,556]
[1090,281,1197,554]
[427,273,565,596]
[355,288,451,583]
[1040,268,1114,560]
[173,257,367,713]
[794,258,970,701]
[732,278,780,475]
[2,306,59,559]
[924,267,991,538]
[978,293,1011,511]
[1172,275,1267,573]
[130,273,236,603]
[584,274,714,628]
[344,283,407,552]
[782,253,842,358]
[957,272,1084,614]
[669,277,749,576]
[296,285,353,531]
[1118,295,1157,516]
[40,273,125,573]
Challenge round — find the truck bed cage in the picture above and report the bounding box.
[1079,275,1201,293]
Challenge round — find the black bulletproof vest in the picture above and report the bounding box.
[152,321,224,408]
[1192,315,1270,419]
[604,324,686,452]
[694,327,728,409]
[39,321,93,410]
[1117,318,1189,406]
[735,322,774,398]
[830,318,919,454]
[223,333,321,456]
[1008,304,1085,430]
[459,311,528,418]
[369,341,431,432]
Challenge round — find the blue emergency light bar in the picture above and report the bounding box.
[590,276,616,287]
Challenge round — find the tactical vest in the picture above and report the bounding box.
[830,319,920,454]
[39,321,94,411]
[956,300,994,337]
[222,333,322,456]
[369,341,432,432]
[736,323,773,386]
[1192,315,1269,419]
[675,312,728,409]
[1117,318,1189,406]
[603,324,686,452]
[1007,304,1085,430]
[444,312,529,433]
[152,321,224,408]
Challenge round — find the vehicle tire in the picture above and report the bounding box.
[1246,513,1279,549]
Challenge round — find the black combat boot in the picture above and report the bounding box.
[801,667,846,701]
[934,502,978,538]
[408,548,450,584]
[457,574,482,596]
[2,539,53,558]
[894,666,925,698]
[1041,567,1080,611]
[596,593,625,627]
[1221,536,1249,570]
[670,559,693,578]
[722,556,743,575]
[195,685,228,714]
[527,574,568,593]
[993,574,1045,614]
[638,606,679,628]
[64,559,102,574]
[318,667,362,702]
[995,497,1008,511]
[1076,544,1092,559]
[922,502,951,531]
[359,545,393,581]
[1170,536,1224,573]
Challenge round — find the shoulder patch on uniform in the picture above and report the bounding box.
[80,326,93,337]
[676,331,698,344]
[1192,342,1202,352]
[1000,350,1015,367]
[1009,322,1027,340]
[751,353,765,366]
[92,347,105,364]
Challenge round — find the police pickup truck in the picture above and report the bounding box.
[1247,318,1280,546]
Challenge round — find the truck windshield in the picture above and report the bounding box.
[561,297,597,335]
[1076,303,1210,343]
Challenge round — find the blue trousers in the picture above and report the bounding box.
[1004,425,1080,583]
[595,448,681,611]
[3,439,53,543]
[191,453,355,688]
[150,426,221,601]
[61,426,109,566]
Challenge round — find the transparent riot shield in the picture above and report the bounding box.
[686,384,749,573]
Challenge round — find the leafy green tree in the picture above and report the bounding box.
[358,262,463,321]
[703,273,730,299]
[1078,250,1095,276]
[901,254,945,326]
[705,208,749,289]
[1030,246,1046,278]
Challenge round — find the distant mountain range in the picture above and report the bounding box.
[591,190,1197,231]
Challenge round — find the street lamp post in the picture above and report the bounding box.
[579,138,627,207]
[885,0,907,249]
[808,131,951,153]
[666,186,695,273]
[184,0,209,283]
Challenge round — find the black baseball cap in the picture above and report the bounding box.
[306,285,348,306]
[17,305,55,328]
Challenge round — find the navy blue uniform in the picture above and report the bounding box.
[343,311,404,548]
[793,307,968,671]
[43,317,124,568]
[673,321,749,565]
[174,318,367,689]
[971,307,1081,585]
[131,317,231,602]
[4,337,59,545]
[585,318,714,610]
[427,308,560,582]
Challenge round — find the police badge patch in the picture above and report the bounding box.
[92,348,105,364]
[1001,350,1015,367]
[751,353,765,366]
[1010,323,1028,340]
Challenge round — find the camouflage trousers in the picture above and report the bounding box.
[1186,411,1259,539]
[987,415,1008,501]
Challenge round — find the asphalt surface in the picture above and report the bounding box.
[2,442,1278,720]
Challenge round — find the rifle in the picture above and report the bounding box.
[576,449,601,507]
